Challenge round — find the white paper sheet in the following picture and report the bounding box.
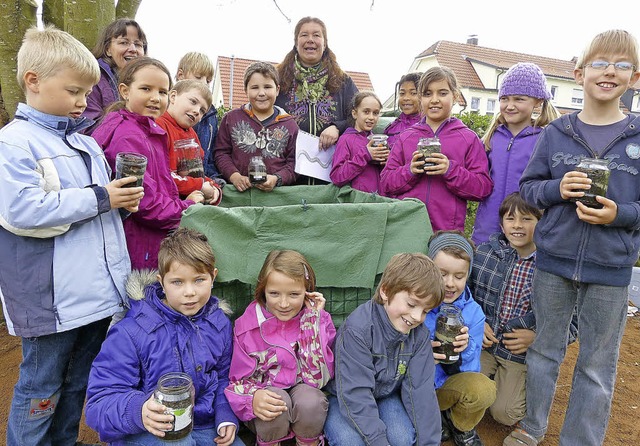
[294,130,336,182]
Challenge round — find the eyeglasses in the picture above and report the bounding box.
[585,60,635,71]
[114,39,144,51]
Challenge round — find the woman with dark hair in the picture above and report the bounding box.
[83,18,147,129]
[276,17,358,153]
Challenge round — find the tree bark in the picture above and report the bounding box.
[0,0,38,123]
[116,0,141,19]
[0,0,142,126]
[63,0,115,51]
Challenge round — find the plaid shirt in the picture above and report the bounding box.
[470,232,536,364]
[498,254,535,331]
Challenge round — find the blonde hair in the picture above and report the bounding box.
[576,29,639,70]
[158,228,216,278]
[482,101,559,151]
[176,51,214,81]
[254,250,316,306]
[172,79,213,109]
[17,26,100,91]
[373,253,445,309]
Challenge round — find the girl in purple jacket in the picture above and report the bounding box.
[93,57,205,271]
[384,72,422,150]
[225,250,336,446]
[380,67,493,232]
[330,91,387,193]
[471,63,559,245]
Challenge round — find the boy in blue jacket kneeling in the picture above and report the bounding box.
[86,228,244,446]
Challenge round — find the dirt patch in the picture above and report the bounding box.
[0,317,638,445]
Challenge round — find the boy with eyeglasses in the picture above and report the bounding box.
[503,29,640,446]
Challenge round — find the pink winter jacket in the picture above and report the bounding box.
[380,117,492,232]
[225,301,336,422]
[92,109,195,270]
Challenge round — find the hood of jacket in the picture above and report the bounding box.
[125,269,232,315]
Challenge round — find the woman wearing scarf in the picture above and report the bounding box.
[276,17,358,184]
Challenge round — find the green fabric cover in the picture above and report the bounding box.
[180,184,432,324]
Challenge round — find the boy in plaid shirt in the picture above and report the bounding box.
[469,192,540,427]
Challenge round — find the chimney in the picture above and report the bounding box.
[467,34,478,45]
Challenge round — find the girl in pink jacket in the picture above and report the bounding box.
[380,67,493,232]
[93,57,205,270]
[330,91,387,193]
[225,250,336,446]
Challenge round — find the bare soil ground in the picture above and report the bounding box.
[0,316,637,445]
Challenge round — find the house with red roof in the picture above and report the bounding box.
[384,37,640,115]
[212,55,374,110]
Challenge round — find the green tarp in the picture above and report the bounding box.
[180,184,432,325]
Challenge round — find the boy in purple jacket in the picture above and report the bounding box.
[86,228,243,446]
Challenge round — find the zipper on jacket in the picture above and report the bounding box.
[53,306,61,324]
[506,137,514,151]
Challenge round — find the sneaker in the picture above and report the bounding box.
[451,428,484,446]
[503,427,544,446]
[442,410,484,446]
[441,411,452,442]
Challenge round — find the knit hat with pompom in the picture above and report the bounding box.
[498,62,551,100]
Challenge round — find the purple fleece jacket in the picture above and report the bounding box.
[92,109,194,270]
[380,117,493,232]
[83,58,119,123]
[330,127,382,193]
[472,124,543,245]
[384,112,421,150]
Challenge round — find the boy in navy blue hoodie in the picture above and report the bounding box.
[504,29,640,446]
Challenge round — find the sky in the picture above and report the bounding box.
[136,0,639,103]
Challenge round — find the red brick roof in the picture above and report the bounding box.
[215,56,374,109]
[418,40,640,90]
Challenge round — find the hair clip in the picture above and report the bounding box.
[303,263,310,280]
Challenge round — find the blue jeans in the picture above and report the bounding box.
[520,269,627,446]
[121,427,246,445]
[324,393,416,446]
[7,318,110,446]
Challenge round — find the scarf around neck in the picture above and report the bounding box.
[294,55,329,104]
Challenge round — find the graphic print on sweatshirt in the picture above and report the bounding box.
[231,121,290,158]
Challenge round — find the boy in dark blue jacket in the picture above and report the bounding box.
[504,29,640,446]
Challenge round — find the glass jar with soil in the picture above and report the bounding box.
[174,139,205,178]
[368,134,389,164]
[417,136,441,169]
[115,152,147,188]
[433,304,464,364]
[571,158,610,209]
[154,372,195,441]
[248,156,267,184]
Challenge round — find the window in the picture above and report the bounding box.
[470,97,480,111]
[572,88,584,106]
[550,85,558,100]
[486,99,496,115]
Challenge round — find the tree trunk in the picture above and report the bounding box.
[0,0,141,126]
[116,0,141,19]
[62,0,115,51]
[0,0,38,123]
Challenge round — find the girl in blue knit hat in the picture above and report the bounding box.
[471,62,559,245]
